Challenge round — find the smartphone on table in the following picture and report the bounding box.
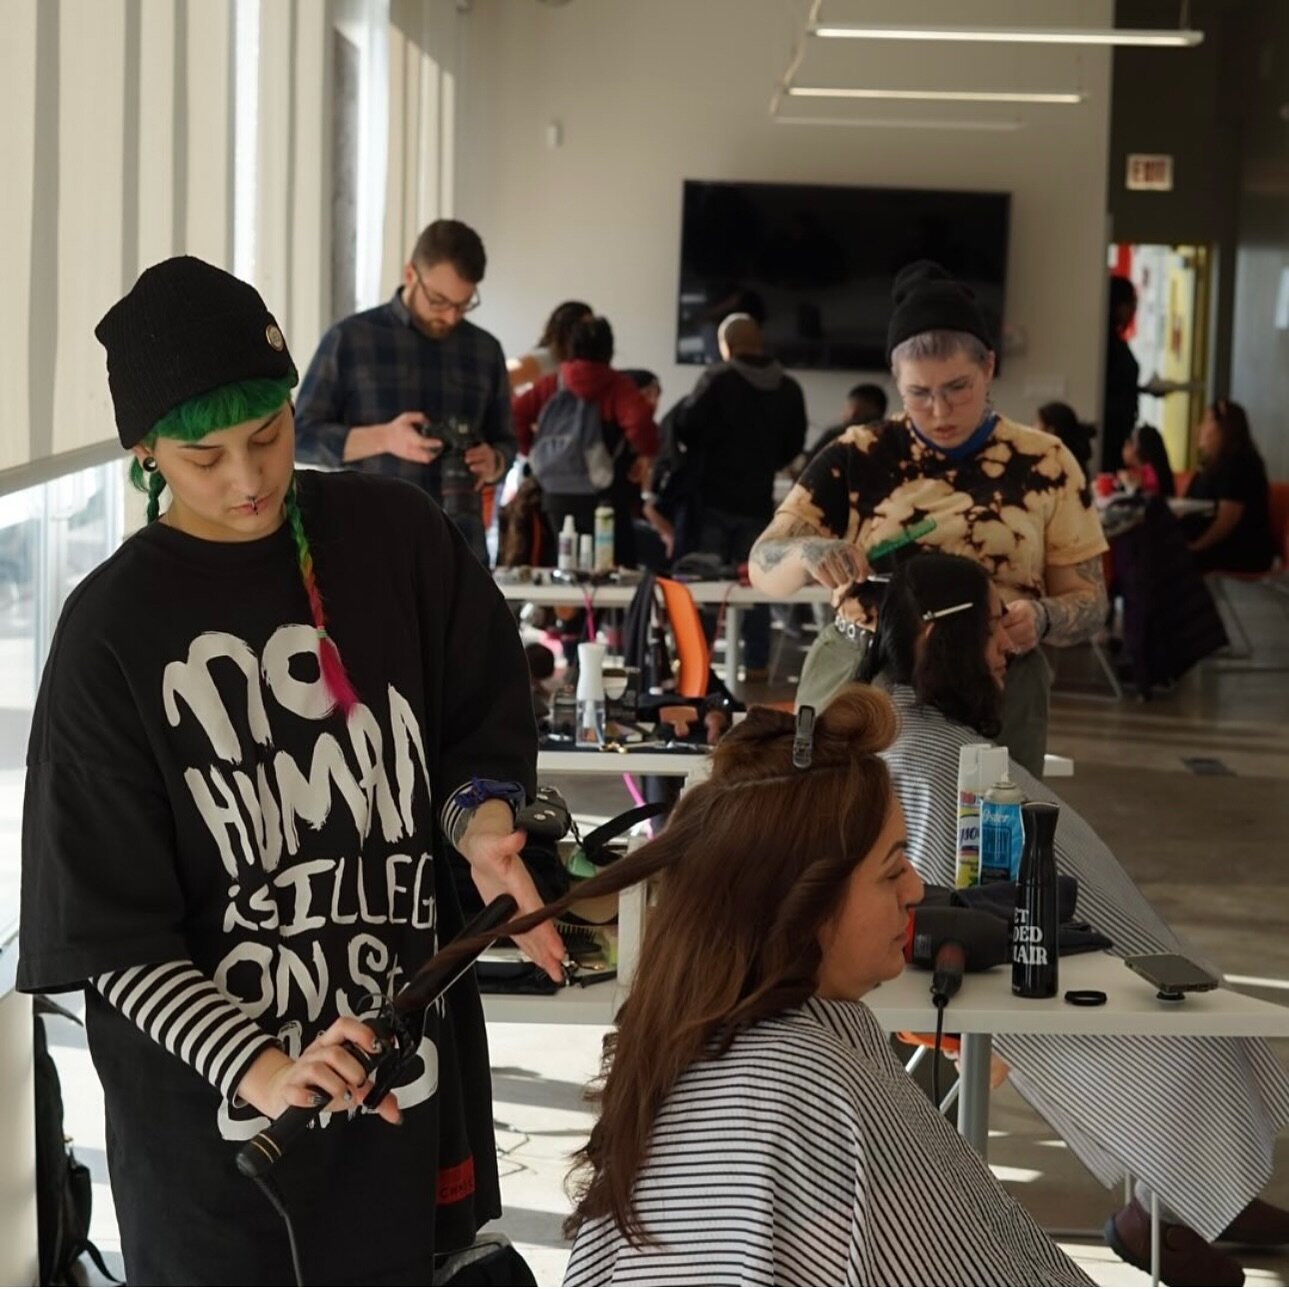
[1123,953,1220,1000]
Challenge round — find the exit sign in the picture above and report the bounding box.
[1126,154,1174,191]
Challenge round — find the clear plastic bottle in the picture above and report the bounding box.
[593,504,615,571]
[557,515,576,572]
[576,642,607,747]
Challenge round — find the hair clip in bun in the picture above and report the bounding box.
[793,705,817,770]
[921,600,974,623]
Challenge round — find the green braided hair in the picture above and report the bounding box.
[131,370,359,715]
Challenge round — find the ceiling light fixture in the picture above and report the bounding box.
[810,24,1203,48]
[772,114,1025,132]
[788,86,1084,105]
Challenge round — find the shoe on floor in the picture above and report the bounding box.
[1104,1198,1244,1286]
[1218,1197,1289,1247]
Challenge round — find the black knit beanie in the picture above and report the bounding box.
[885,260,993,360]
[95,256,295,448]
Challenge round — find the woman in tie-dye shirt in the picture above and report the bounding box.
[750,262,1106,775]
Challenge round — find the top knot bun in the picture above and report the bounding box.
[708,685,898,785]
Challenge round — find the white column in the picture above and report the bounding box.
[50,0,127,459]
[184,0,236,268]
[0,989,38,1287]
[0,3,37,472]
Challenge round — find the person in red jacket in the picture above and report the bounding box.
[512,315,659,567]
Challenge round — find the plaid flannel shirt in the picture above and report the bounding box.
[294,290,517,506]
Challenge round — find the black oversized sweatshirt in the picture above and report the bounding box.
[675,354,807,520]
[18,469,536,1286]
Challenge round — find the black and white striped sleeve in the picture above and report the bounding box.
[440,777,526,848]
[94,960,278,1100]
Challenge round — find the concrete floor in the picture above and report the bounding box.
[56,577,1289,1286]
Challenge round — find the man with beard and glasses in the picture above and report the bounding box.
[295,219,516,565]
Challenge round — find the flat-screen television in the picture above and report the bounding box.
[676,179,1010,371]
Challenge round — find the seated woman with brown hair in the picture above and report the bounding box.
[430,689,1090,1286]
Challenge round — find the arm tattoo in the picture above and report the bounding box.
[1039,555,1109,647]
[750,515,829,572]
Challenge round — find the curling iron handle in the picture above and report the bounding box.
[235,894,518,1180]
[235,1032,385,1180]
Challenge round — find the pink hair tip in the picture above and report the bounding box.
[318,636,359,716]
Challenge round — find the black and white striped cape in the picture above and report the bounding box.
[882,683,1289,1240]
[564,996,1090,1287]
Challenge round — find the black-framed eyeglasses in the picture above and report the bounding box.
[411,266,481,317]
[900,374,977,413]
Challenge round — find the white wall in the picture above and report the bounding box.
[453,0,1113,435]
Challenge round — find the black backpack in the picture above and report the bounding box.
[34,996,118,1285]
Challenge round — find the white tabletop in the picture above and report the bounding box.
[540,748,1074,780]
[1167,496,1216,518]
[484,954,1289,1038]
[538,748,707,775]
[866,952,1289,1038]
[496,577,831,608]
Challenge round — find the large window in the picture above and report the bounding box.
[0,461,125,941]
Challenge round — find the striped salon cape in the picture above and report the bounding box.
[882,683,1289,1240]
[564,997,1090,1287]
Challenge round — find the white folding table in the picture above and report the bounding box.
[539,747,1074,779]
[496,577,831,693]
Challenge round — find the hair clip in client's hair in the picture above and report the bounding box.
[921,601,974,623]
[793,705,816,770]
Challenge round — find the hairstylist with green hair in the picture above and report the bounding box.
[17,256,563,1285]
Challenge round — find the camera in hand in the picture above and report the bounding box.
[424,416,483,522]
[423,416,481,454]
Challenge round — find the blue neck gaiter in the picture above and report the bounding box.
[911,411,999,462]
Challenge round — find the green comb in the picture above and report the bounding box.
[867,517,936,563]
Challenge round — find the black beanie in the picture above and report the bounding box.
[885,260,993,361]
[95,256,295,448]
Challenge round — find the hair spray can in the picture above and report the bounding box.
[1012,802,1060,998]
[955,744,1008,887]
[981,777,1026,883]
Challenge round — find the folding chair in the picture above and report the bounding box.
[656,576,712,700]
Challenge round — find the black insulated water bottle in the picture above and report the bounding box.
[1012,801,1060,998]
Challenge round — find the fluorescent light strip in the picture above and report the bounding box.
[772,114,1024,131]
[811,24,1203,47]
[788,86,1083,104]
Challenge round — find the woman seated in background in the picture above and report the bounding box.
[1036,401,1095,480]
[1120,422,1175,498]
[863,551,1289,1286]
[1184,399,1275,572]
[433,689,1090,1286]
